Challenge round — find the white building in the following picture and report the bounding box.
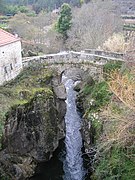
[0,29,22,85]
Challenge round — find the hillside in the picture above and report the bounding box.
[113,0,135,14]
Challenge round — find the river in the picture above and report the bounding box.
[62,78,86,180]
[30,77,87,180]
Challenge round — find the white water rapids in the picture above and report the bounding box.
[62,76,86,180]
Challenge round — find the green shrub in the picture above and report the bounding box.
[83,81,112,113]
[103,61,122,79]
[82,81,112,143]
[5,5,30,15]
[93,146,135,180]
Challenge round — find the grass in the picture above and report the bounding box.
[81,81,112,143]
[108,69,135,110]
[103,61,122,79]
[83,81,112,113]
[92,68,135,179]
[92,146,135,180]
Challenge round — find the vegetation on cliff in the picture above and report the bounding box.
[0,65,53,148]
[79,62,135,179]
[0,64,66,179]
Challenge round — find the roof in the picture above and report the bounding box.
[0,28,20,47]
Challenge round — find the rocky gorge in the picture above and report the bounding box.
[0,65,66,179]
[76,61,135,180]
[0,62,134,180]
[0,65,96,179]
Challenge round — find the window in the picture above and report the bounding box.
[14,58,17,64]
[10,63,13,70]
[4,67,7,74]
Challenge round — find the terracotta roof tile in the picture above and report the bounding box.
[0,28,20,47]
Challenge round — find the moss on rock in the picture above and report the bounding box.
[0,65,54,149]
[0,65,66,179]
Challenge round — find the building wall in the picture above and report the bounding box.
[0,41,22,85]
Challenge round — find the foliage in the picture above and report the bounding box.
[0,0,5,13]
[81,81,112,143]
[102,33,127,53]
[88,67,135,179]
[56,3,72,39]
[83,81,112,113]
[0,23,8,30]
[124,24,135,31]
[66,0,122,51]
[5,0,81,13]
[93,146,135,180]
[0,173,10,180]
[103,61,122,78]
[5,5,30,15]
[7,1,122,52]
[9,13,40,41]
[108,69,135,110]
[78,61,135,179]
[9,11,59,54]
[90,114,103,143]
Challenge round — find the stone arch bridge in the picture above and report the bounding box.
[22,50,125,80]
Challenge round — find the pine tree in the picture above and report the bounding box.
[56,3,72,39]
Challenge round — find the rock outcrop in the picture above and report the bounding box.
[0,80,66,179]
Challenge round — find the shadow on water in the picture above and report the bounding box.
[29,140,65,180]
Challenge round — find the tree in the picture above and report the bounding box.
[102,33,126,52]
[56,3,72,39]
[5,0,81,13]
[8,12,60,54]
[0,0,5,13]
[66,0,122,51]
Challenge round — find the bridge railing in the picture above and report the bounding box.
[84,49,124,59]
[22,50,125,67]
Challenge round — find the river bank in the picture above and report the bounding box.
[0,62,134,179]
[76,61,135,179]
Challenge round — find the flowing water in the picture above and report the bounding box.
[30,76,87,180]
[62,78,86,180]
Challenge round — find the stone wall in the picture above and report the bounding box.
[0,41,22,85]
